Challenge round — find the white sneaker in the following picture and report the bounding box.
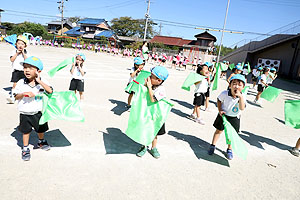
[6,96,15,104]
[188,114,196,119]
[195,118,205,125]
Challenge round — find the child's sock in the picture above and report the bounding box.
[39,139,45,143]
[23,145,29,151]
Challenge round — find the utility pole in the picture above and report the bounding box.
[143,0,150,41]
[57,0,67,35]
[159,22,162,35]
[0,9,4,26]
[216,0,230,64]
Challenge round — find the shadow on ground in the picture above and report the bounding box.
[102,127,140,154]
[109,99,128,116]
[170,98,193,109]
[240,130,291,150]
[246,100,262,108]
[171,108,189,119]
[274,117,285,125]
[11,128,71,149]
[168,131,229,167]
[3,86,12,92]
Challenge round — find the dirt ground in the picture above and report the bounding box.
[0,42,299,200]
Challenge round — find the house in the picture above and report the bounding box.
[150,31,217,62]
[65,18,118,44]
[47,20,73,35]
[222,33,300,80]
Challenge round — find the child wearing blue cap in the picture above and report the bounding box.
[251,66,260,89]
[189,63,210,124]
[136,66,169,159]
[69,53,86,101]
[267,68,277,86]
[208,74,246,160]
[13,56,53,161]
[227,64,243,84]
[254,67,269,105]
[126,57,145,110]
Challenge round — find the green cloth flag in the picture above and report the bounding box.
[126,84,173,146]
[222,115,248,160]
[48,57,74,77]
[284,100,300,129]
[229,63,235,70]
[125,70,151,93]
[212,63,220,91]
[260,86,282,103]
[242,86,250,94]
[220,62,228,71]
[241,62,244,68]
[181,72,206,91]
[247,62,251,73]
[39,91,85,124]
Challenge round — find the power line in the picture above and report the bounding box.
[241,0,300,7]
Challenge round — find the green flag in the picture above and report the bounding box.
[260,86,282,103]
[125,70,151,93]
[229,63,235,70]
[247,62,251,73]
[126,84,173,146]
[48,57,74,77]
[285,100,300,129]
[242,86,250,94]
[222,115,248,160]
[220,62,228,71]
[241,62,244,68]
[39,91,85,124]
[212,63,220,91]
[181,72,206,91]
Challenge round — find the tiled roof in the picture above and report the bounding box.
[95,30,114,38]
[79,18,105,25]
[150,36,192,47]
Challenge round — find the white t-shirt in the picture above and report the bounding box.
[153,85,166,101]
[194,78,208,93]
[218,90,247,118]
[258,74,267,85]
[71,64,86,80]
[14,78,51,115]
[266,74,274,84]
[10,50,29,71]
[252,69,260,77]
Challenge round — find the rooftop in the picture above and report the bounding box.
[79,18,106,25]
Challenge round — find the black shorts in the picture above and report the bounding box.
[252,76,258,82]
[257,84,265,92]
[162,59,166,63]
[204,87,210,97]
[172,61,176,64]
[11,70,25,83]
[69,78,84,92]
[193,93,205,106]
[157,123,166,135]
[19,112,49,134]
[213,114,240,133]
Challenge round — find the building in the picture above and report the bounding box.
[150,31,217,62]
[47,20,73,35]
[222,34,300,80]
[65,18,118,43]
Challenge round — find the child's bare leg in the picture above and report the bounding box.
[205,97,209,109]
[211,129,223,145]
[295,138,300,149]
[37,132,45,140]
[23,133,30,147]
[152,136,157,149]
[79,91,84,100]
[195,106,201,118]
[255,92,262,101]
[128,93,133,105]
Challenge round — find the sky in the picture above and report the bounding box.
[1,0,300,47]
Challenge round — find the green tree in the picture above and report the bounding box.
[111,16,156,38]
[1,22,15,31]
[68,16,83,24]
[8,22,47,36]
[215,45,236,56]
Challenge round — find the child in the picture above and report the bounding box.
[254,67,269,105]
[7,35,29,104]
[267,67,277,86]
[205,62,214,111]
[136,66,169,159]
[227,64,243,84]
[126,57,145,110]
[13,56,53,161]
[251,66,260,89]
[208,74,246,160]
[69,53,87,101]
[192,57,197,71]
[289,138,300,157]
[189,62,210,125]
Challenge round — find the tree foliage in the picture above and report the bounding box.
[8,22,47,36]
[111,16,156,38]
[215,45,236,56]
[68,16,83,24]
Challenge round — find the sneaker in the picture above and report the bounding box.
[208,145,216,155]
[6,96,15,104]
[226,149,233,160]
[38,140,51,151]
[188,113,196,120]
[195,118,205,125]
[288,147,300,157]
[149,147,160,159]
[136,146,147,157]
[22,149,31,161]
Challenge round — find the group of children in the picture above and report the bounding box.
[7,35,87,161]
[6,35,298,162]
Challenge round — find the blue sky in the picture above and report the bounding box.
[1,0,299,47]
